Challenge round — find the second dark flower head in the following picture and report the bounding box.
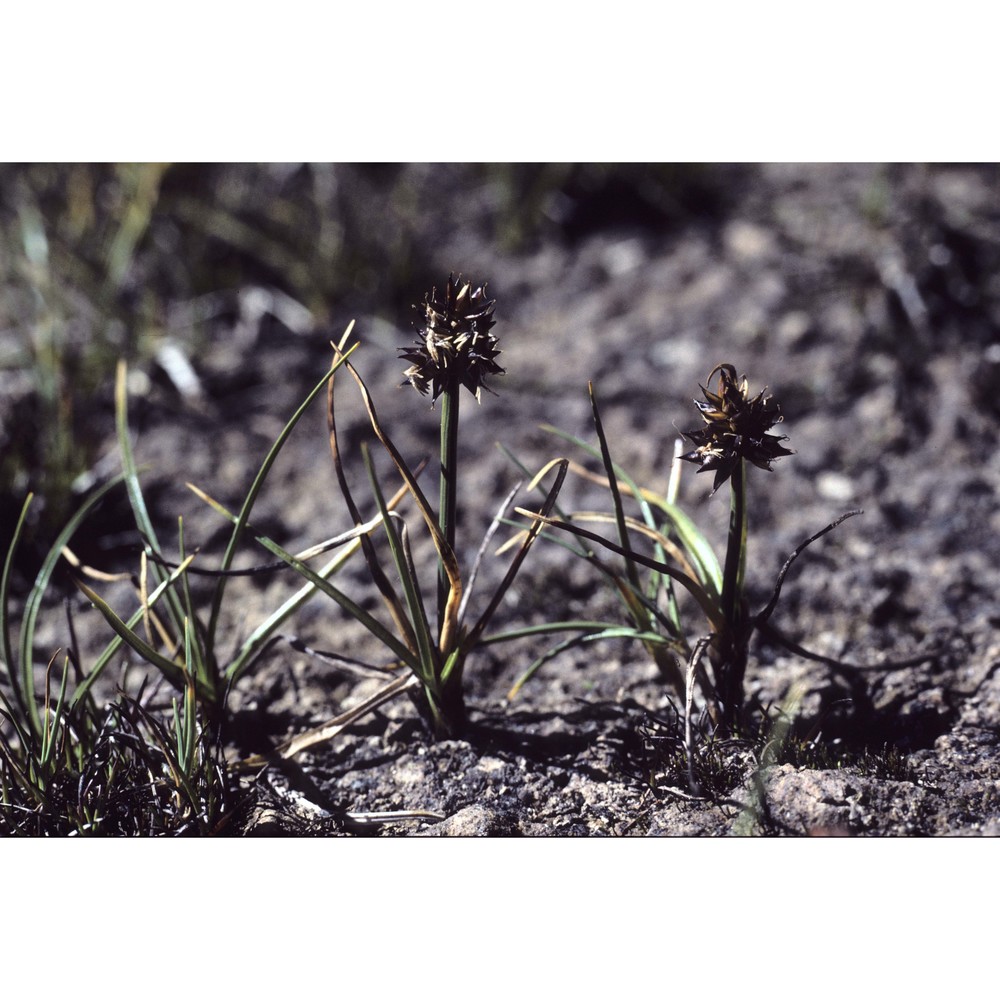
[681,363,794,493]
[400,274,504,403]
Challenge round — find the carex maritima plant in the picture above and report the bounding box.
[681,363,793,729]
[336,273,563,737]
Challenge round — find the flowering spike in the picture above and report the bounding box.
[399,274,503,403]
[680,363,794,493]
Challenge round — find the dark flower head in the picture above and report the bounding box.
[400,274,504,403]
[680,363,793,494]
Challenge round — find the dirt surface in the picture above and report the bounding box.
[13,164,1000,835]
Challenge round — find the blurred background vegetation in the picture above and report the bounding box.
[0,163,735,569]
[8,162,998,588]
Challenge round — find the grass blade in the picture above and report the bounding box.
[754,510,863,628]
[362,444,437,684]
[176,517,212,698]
[14,475,127,738]
[39,652,71,771]
[243,672,420,766]
[205,332,359,651]
[542,421,724,598]
[1,494,34,726]
[188,483,418,670]
[328,347,418,653]
[516,508,727,635]
[70,554,199,709]
[457,481,522,624]
[497,442,577,526]
[463,459,568,652]
[505,625,675,700]
[346,360,464,653]
[224,476,417,684]
[75,579,215,701]
[588,383,643,593]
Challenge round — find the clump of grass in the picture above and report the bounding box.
[0,338,376,833]
[75,337,371,708]
[637,711,759,801]
[0,493,239,835]
[0,678,237,836]
[183,279,617,745]
[777,735,914,781]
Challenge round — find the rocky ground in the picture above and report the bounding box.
[7,163,1000,835]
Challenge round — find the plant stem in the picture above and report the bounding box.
[438,382,460,641]
[718,457,748,727]
[721,458,747,626]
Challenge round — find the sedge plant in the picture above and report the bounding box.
[195,277,585,742]
[676,363,794,729]
[516,364,859,734]
[319,275,568,738]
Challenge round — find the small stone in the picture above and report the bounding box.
[419,804,519,837]
[816,471,855,502]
